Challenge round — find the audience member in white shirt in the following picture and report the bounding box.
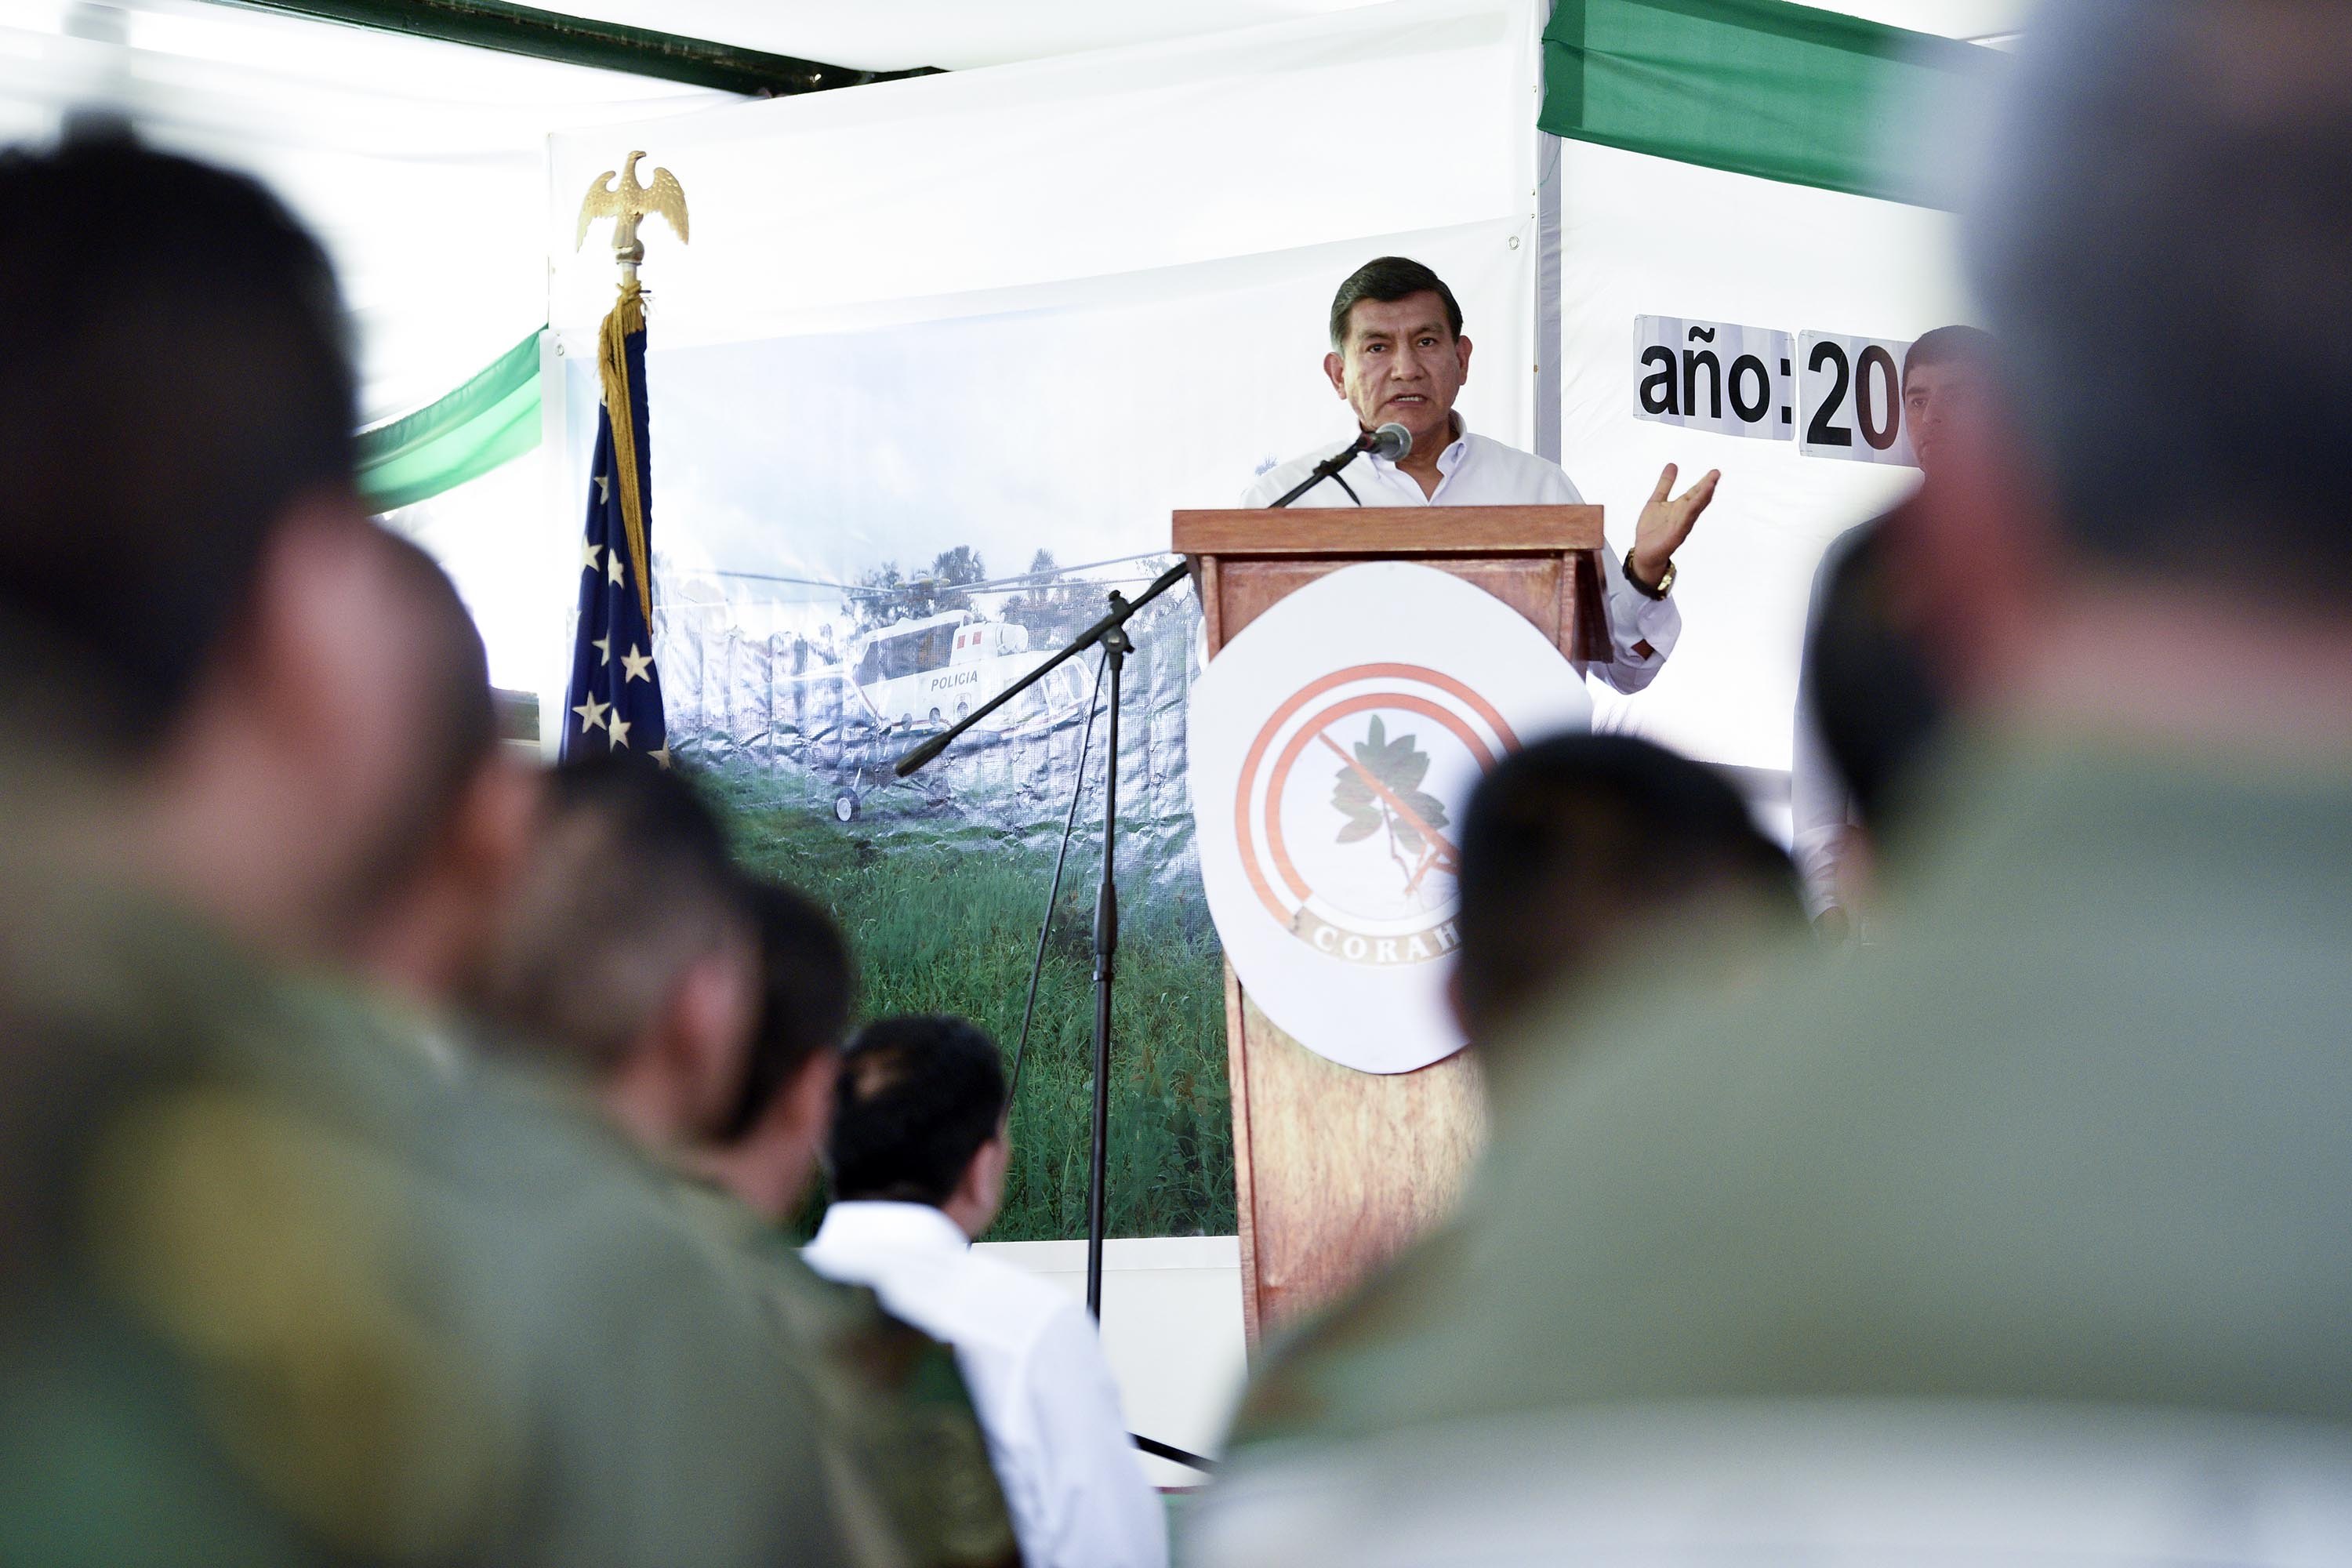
[1243,255,1723,696]
[804,1016,1168,1568]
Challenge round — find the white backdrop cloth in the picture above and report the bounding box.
[546,0,1545,358]
[0,0,729,424]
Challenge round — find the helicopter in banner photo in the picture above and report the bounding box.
[844,608,1093,735]
[817,608,1095,823]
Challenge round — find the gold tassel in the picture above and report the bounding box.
[597,279,655,632]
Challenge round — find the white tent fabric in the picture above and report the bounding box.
[0,0,2025,432]
[0,0,724,687]
[0,0,731,423]
[544,0,2029,72]
[539,0,1984,774]
[0,0,2014,718]
[546,2,1546,350]
[539,0,1552,731]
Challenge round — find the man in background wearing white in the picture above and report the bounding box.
[804,1016,1168,1568]
[1243,255,1721,695]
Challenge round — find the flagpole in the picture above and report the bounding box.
[565,153,688,764]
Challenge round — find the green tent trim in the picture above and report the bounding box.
[356,328,543,514]
[1542,0,2003,209]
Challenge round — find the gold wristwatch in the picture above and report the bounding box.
[1624,550,1676,600]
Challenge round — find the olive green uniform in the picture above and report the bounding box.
[0,883,851,1568]
[677,1185,1023,1568]
[1221,738,2352,1450]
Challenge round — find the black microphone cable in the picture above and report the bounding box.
[1006,647,1110,1109]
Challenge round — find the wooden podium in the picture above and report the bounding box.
[1171,504,1610,1343]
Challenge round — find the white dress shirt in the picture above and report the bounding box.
[1240,419,1682,695]
[803,1201,1168,1568]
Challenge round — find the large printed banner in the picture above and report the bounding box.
[1796,330,1921,466]
[556,223,1534,895]
[1634,314,1921,466]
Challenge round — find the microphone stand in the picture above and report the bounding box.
[893,555,1189,1317]
[1264,430,1383,509]
[890,426,1365,1316]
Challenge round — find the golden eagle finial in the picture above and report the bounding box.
[575,151,689,274]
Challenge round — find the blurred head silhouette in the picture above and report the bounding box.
[1926,0,2352,714]
[0,132,352,757]
[342,530,539,1010]
[696,878,857,1221]
[1450,735,1802,1086]
[0,132,499,960]
[477,754,762,1151]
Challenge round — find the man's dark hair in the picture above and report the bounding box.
[1902,324,1994,383]
[719,878,856,1142]
[480,753,747,1070]
[827,1015,1005,1208]
[1329,256,1464,350]
[1969,2,2352,597]
[1454,735,1802,1039]
[1806,514,1944,839]
[539,750,737,889]
[0,132,355,757]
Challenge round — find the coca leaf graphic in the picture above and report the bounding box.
[1330,713,1450,859]
[1331,750,1382,841]
[1389,788,1450,858]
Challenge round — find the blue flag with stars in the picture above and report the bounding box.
[564,289,666,763]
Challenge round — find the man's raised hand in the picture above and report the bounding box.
[1629,463,1719,587]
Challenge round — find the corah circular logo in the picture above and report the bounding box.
[1233,663,1519,968]
[1189,561,1592,1074]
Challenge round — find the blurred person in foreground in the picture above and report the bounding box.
[1189,5,2352,1560]
[340,527,542,1018]
[1221,735,1802,1449]
[474,754,1021,1568]
[806,1016,1170,1568]
[1788,327,1987,935]
[1445,735,1803,1113]
[0,133,844,1566]
[475,754,766,1154]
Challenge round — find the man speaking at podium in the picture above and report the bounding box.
[1243,256,1720,695]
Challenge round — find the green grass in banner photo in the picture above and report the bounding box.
[707,767,1236,1243]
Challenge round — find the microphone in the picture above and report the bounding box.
[1266,422,1414,508]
